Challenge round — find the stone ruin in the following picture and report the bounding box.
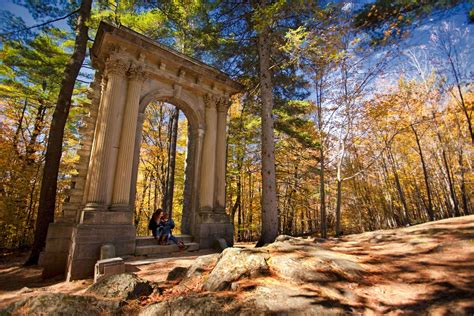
[39,22,242,280]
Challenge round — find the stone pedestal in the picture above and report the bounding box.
[66,221,135,281]
[194,211,233,249]
[39,223,74,278]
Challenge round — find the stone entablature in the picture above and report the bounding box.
[40,21,242,280]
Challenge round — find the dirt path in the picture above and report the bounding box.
[0,249,217,308]
[321,215,474,314]
[1,216,473,314]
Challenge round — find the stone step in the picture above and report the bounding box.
[62,209,78,218]
[66,189,84,198]
[62,203,81,211]
[68,195,84,204]
[136,235,193,246]
[77,148,92,157]
[70,181,85,191]
[135,242,199,256]
[70,179,86,189]
[75,164,89,171]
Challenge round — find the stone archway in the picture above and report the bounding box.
[39,22,242,280]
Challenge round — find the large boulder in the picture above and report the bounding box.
[139,294,252,316]
[203,248,270,291]
[87,273,153,300]
[266,238,362,282]
[166,266,188,281]
[185,253,219,278]
[0,293,120,315]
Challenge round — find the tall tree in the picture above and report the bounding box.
[254,0,279,246]
[26,0,92,265]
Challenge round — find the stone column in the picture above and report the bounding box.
[83,75,107,205]
[214,98,229,211]
[181,123,195,234]
[111,64,146,211]
[199,96,218,211]
[85,55,128,210]
[129,112,146,213]
[191,128,204,235]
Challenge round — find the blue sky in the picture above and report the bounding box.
[2,0,473,89]
[2,0,71,30]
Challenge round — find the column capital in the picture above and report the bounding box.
[203,94,217,109]
[128,63,149,82]
[105,55,129,77]
[216,97,230,113]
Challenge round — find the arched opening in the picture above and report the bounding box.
[133,100,190,237]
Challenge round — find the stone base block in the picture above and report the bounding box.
[39,222,74,278]
[80,210,133,225]
[66,223,136,281]
[194,222,233,249]
[94,257,125,283]
[39,251,69,279]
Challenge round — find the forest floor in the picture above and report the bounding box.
[0,215,473,314]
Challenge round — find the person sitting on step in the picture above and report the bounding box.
[148,208,163,239]
[157,211,186,250]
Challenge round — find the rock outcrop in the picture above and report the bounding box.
[203,248,271,291]
[87,273,154,300]
[0,293,120,315]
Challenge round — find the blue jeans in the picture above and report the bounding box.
[158,229,178,245]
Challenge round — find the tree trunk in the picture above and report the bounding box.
[26,0,92,266]
[255,1,278,246]
[25,100,47,165]
[163,108,179,218]
[439,142,460,217]
[335,179,342,236]
[411,125,434,221]
[446,52,473,143]
[237,177,242,242]
[135,172,150,230]
[318,103,327,238]
[387,149,411,226]
[458,149,470,215]
[13,97,28,154]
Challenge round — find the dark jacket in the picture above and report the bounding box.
[148,218,159,237]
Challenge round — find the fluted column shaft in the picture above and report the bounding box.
[85,57,128,210]
[214,99,228,211]
[191,128,204,233]
[181,123,196,234]
[83,74,107,205]
[111,65,145,210]
[130,112,146,212]
[199,97,218,211]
